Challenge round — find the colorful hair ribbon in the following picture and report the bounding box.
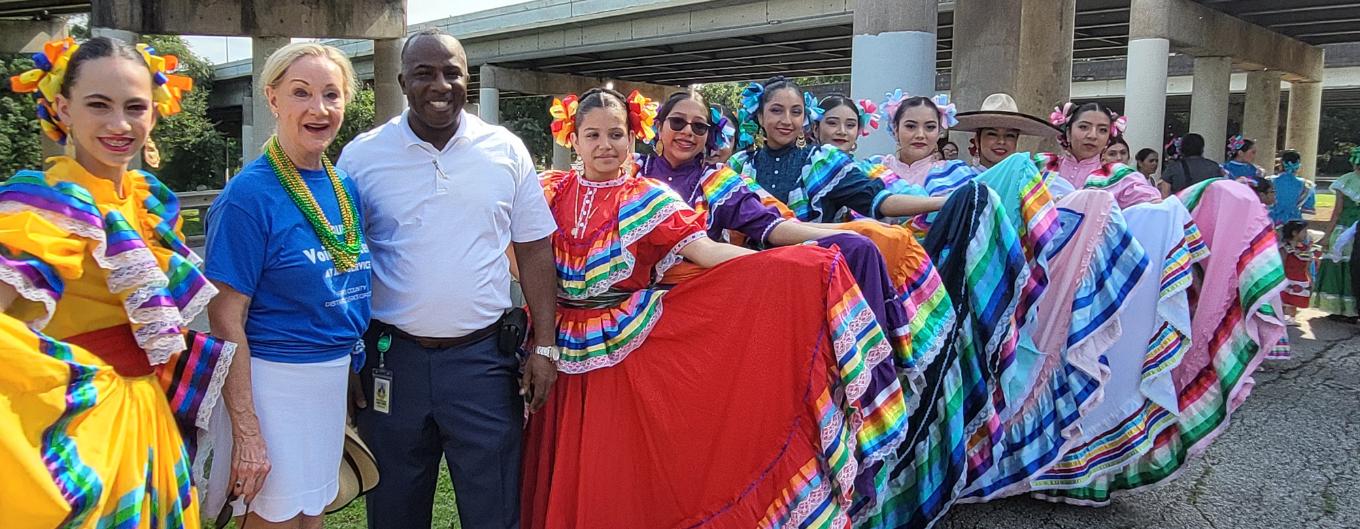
[549,94,580,147]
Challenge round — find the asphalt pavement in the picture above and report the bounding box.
[938,309,1360,529]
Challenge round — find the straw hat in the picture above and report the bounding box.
[326,424,380,514]
[953,93,1060,138]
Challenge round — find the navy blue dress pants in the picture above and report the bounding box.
[356,324,522,529]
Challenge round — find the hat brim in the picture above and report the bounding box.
[953,111,1060,138]
[326,425,381,514]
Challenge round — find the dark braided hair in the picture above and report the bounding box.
[656,90,707,124]
[755,76,803,117]
[1058,101,1120,150]
[61,37,151,98]
[575,87,630,132]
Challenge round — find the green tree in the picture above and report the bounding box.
[140,34,240,190]
[0,55,43,177]
[698,82,744,117]
[502,95,552,168]
[328,87,375,161]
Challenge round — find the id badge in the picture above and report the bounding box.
[372,368,393,415]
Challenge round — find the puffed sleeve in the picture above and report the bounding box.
[0,211,89,324]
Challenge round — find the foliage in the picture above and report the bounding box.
[501,95,553,168]
[0,55,43,177]
[1316,107,1360,175]
[697,82,744,117]
[328,87,376,161]
[140,34,240,190]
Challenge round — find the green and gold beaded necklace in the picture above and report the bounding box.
[264,136,364,272]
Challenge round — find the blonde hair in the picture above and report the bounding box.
[259,42,358,102]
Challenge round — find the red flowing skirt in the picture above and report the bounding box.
[522,246,870,529]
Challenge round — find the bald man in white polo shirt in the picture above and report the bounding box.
[337,29,558,529]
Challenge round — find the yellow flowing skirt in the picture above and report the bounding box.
[0,314,200,529]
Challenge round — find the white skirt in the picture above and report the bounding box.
[233,355,349,521]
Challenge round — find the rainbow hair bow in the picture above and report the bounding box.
[10,37,192,145]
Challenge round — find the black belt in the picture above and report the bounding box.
[372,319,499,350]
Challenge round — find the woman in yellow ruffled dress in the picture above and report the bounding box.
[0,37,232,528]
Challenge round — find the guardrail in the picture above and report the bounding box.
[178,190,220,248]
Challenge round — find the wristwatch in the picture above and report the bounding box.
[534,345,561,362]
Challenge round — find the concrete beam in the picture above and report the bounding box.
[1129,0,1323,82]
[90,0,406,39]
[0,17,68,53]
[478,64,680,103]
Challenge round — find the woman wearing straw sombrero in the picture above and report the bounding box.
[952,93,1061,173]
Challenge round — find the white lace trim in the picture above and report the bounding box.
[554,292,668,375]
[0,199,194,361]
[0,263,58,329]
[578,171,629,188]
[197,339,235,429]
[653,231,707,279]
[563,196,695,301]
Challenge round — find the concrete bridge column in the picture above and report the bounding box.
[478,65,501,125]
[1286,80,1324,180]
[246,36,289,161]
[1124,37,1171,162]
[552,143,573,171]
[373,38,405,123]
[952,0,1075,153]
[1,18,69,168]
[1190,56,1232,163]
[851,0,937,157]
[1242,70,1283,166]
[90,27,137,44]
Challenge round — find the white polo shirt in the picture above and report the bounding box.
[338,110,557,338]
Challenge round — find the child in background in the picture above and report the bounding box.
[1248,176,1276,208]
[1281,220,1322,325]
[1270,150,1316,226]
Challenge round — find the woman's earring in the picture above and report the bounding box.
[796,133,807,149]
[654,140,663,157]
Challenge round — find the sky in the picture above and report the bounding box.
[183,0,529,64]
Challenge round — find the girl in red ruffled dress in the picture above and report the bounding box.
[1281,220,1322,325]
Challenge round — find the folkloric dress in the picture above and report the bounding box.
[726,145,956,407]
[1034,152,1161,207]
[1030,196,1207,499]
[0,157,233,528]
[1036,178,1287,505]
[521,167,908,528]
[877,154,977,198]
[1313,171,1360,316]
[639,153,912,500]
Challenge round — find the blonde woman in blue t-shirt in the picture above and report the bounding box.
[205,42,371,528]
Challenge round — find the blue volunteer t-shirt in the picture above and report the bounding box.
[205,156,372,364]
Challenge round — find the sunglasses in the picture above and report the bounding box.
[664,116,711,135]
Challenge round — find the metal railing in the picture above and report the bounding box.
[177,190,220,248]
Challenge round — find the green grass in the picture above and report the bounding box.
[228,461,462,528]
